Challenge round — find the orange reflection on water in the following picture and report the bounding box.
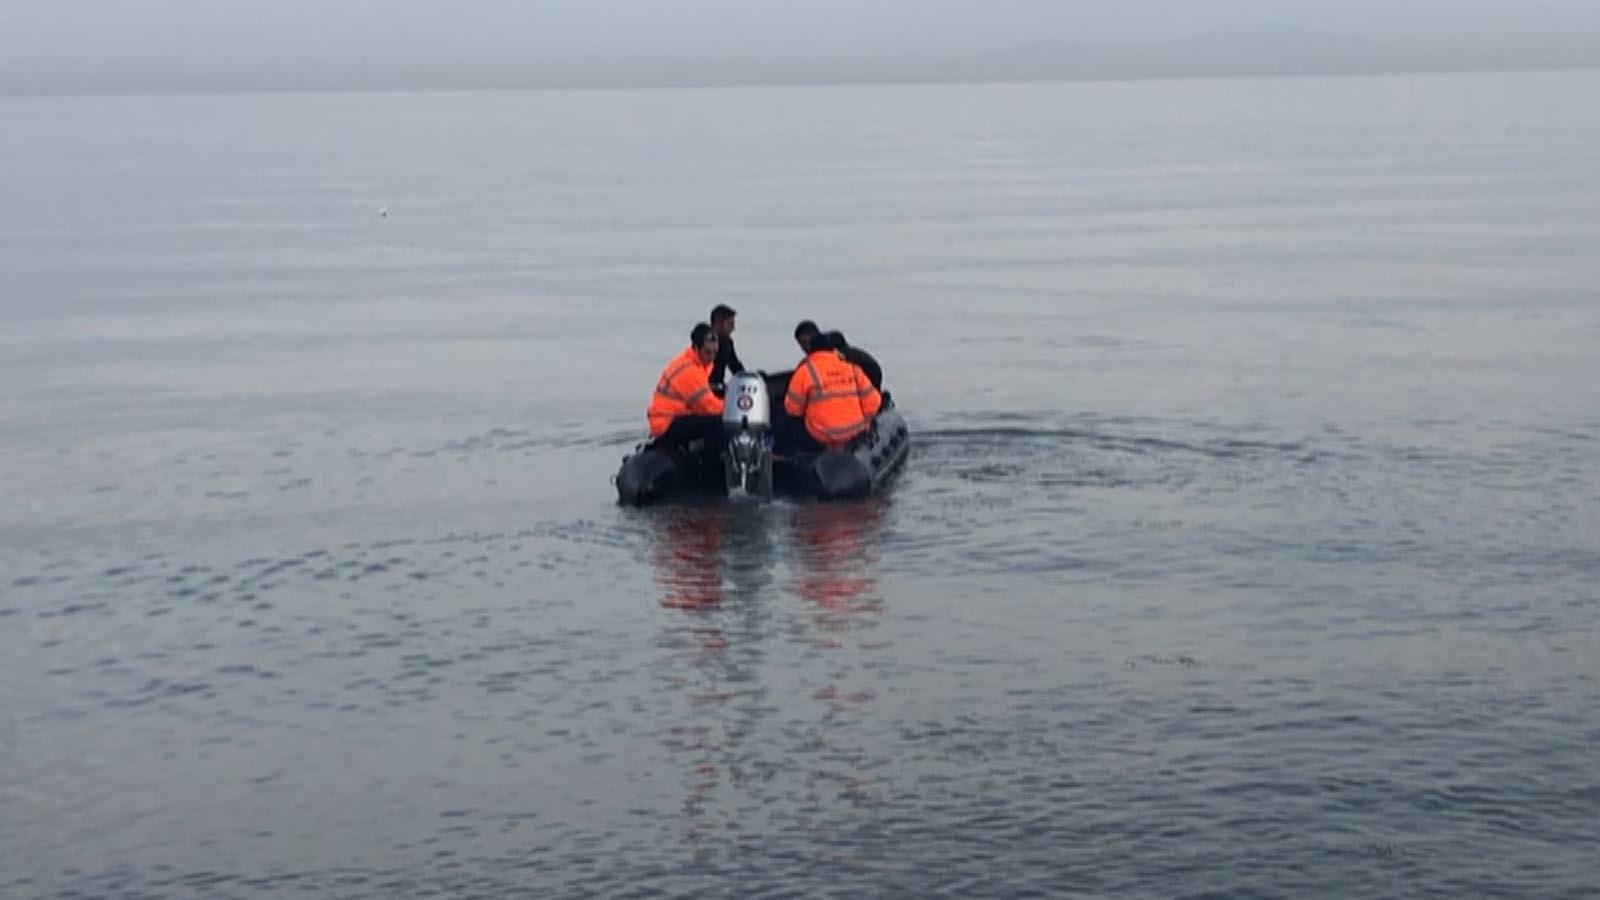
[789,499,888,618]
[651,504,728,612]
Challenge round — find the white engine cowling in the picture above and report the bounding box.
[722,372,774,499]
[722,372,771,435]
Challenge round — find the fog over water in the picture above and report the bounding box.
[2,0,1599,93]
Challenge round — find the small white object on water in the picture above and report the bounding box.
[379,206,388,218]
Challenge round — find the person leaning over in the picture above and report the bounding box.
[823,329,883,391]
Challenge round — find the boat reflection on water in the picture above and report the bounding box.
[651,502,730,612]
[644,500,779,847]
[787,498,890,637]
[649,501,778,613]
[646,496,889,623]
[644,497,895,842]
[785,498,893,813]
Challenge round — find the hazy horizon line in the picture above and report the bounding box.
[3,61,1595,101]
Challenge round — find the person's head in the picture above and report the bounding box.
[710,304,737,338]
[794,319,820,353]
[690,322,719,363]
[823,330,849,350]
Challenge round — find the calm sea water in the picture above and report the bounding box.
[2,71,1598,899]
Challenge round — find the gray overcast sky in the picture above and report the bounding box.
[3,0,1598,92]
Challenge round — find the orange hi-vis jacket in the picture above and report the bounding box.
[648,345,724,436]
[784,349,883,447]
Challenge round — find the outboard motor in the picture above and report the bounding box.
[722,371,774,500]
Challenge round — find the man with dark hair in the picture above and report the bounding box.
[647,323,725,446]
[708,304,744,394]
[793,319,820,354]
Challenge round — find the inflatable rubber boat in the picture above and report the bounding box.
[615,371,909,506]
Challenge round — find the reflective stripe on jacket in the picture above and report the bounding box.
[648,346,723,436]
[783,350,882,446]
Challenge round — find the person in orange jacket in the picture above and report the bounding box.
[792,321,884,390]
[783,332,882,451]
[648,323,725,446]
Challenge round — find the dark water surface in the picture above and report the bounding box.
[3,72,1598,898]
